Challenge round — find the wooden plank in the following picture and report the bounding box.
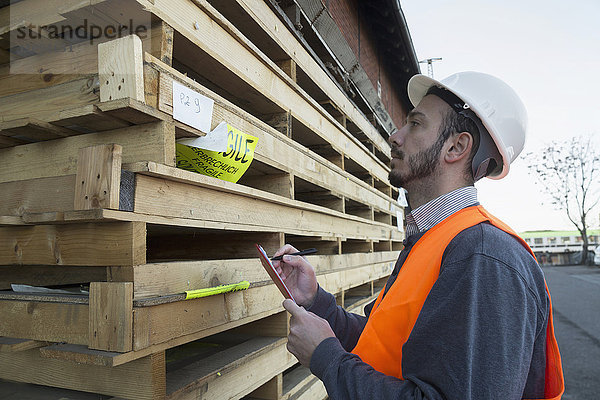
[264,110,292,138]
[133,262,391,350]
[151,21,174,65]
[96,97,164,125]
[0,292,88,304]
[232,311,289,338]
[166,337,295,400]
[234,0,390,159]
[148,57,396,214]
[0,222,146,266]
[35,259,392,366]
[0,337,46,352]
[98,34,145,103]
[240,172,294,199]
[0,120,175,183]
[0,70,93,100]
[45,104,131,133]
[133,168,395,241]
[89,282,133,352]
[276,59,296,82]
[124,251,398,299]
[0,77,99,122]
[40,343,129,367]
[0,265,107,290]
[0,174,74,216]
[136,0,391,182]
[0,301,88,345]
[249,373,283,400]
[0,118,75,141]
[293,379,327,400]
[40,207,402,247]
[0,348,165,400]
[74,144,123,210]
[282,366,325,400]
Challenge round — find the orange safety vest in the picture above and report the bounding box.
[352,205,564,399]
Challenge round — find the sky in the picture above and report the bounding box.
[400,0,600,232]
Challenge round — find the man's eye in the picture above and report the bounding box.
[410,120,419,127]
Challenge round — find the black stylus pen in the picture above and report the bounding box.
[270,248,318,261]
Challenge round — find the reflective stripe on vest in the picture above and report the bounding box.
[351,205,564,399]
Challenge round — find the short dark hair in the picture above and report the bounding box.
[426,86,480,181]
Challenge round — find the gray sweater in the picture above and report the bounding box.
[308,222,549,399]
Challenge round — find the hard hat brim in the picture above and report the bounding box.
[407,74,509,179]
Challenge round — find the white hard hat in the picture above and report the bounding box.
[407,71,528,180]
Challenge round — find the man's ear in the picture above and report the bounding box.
[444,132,473,164]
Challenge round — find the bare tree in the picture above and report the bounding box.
[526,135,600,265]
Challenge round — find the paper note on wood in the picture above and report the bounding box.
[176,124,258,183]
[172,80,214,133]
[177,121,229,152]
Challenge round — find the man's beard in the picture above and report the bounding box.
[389,135,445,188]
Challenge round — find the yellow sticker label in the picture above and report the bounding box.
[176,124,257,183]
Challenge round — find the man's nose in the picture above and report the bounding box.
[388,126,406,147]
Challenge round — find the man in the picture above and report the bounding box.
[273,72,564,399]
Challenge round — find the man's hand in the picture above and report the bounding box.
[283,299,335,367]
[272,244,318,307]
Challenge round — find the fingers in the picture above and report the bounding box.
[282,298,304,316]
[272,244,299,259]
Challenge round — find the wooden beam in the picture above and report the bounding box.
[98,34,145,103]
[232,311,289,338]
[0,69,93,100]
[74,144,123,210]
[275,59,296,82]
[0,301,88,345]
[282,365,326,400]
[148,55,394,214]
[0,120,175,183]
[0,222,146,266]
[0,77,99,122]
[132,168,395,241]
[137,0,391,182]
[96,97,164,125]
[0,348,166,400]
[133,262,391,350]
[0,265,107,291]
[0,118,75,141]
[0,337,46,352]
[32,259,392,366]
[0,174,74,216]
[263,110,292,138]
[249,373,283,400]
[89,282,134,352]
[166,337,294,399]
[114,251,398,299]
[240,172,294,198]
[229,0,391,158]
[150,21,175,65]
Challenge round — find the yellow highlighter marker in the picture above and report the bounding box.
[184,281,250,300]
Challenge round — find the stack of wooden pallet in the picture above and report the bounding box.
[0,0,404,398]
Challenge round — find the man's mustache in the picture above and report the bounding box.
[391,146,404,160]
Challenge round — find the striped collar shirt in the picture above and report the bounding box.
[404,186,478,238]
